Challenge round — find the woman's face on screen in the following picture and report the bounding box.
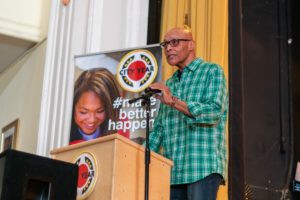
[74,91,106,135]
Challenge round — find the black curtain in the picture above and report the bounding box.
[147,0,162,45]
[229,0,295,199]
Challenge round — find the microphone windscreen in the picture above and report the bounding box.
[145,87,161,94]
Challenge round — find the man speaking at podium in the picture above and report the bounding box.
[148,26,228,200]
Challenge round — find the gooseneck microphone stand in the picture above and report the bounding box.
[129,88,160,200]
[143,98,151,200]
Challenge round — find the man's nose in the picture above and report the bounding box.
[165,43,173,51]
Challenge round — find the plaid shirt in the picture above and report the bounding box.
[149,58,228,185]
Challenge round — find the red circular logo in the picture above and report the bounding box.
[74,152,98,199]
[117,49,158,92]
[78,164,89,188]
[128,60,147,81]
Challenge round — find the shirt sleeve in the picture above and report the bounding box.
[186,65,228,125]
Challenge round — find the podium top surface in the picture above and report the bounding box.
[50,134,173,166]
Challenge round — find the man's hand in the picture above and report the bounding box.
[149,82,174,107]
[150,82,193,117]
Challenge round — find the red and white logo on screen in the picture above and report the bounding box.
[117,49,158,92]
[75,152,98,199]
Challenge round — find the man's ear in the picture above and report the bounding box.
[188,40,195,51]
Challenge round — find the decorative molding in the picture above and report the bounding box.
[0,17,42,42]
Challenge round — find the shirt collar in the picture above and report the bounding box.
[185,58,203,72]
[174,58,203,80]
[78,127,101,141]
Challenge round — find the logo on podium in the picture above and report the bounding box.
[75,152,98,199]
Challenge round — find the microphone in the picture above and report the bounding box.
[144,87,161,95]
[128,87,161,104]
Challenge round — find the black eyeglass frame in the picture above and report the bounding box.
[159,39,191,48]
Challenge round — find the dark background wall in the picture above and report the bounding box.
[291,0,300,176]
[147,0,162,45]
[229,0,299,199]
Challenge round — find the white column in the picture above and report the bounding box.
[37,0,76,156]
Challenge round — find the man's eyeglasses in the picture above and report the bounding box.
[160,39,191,48]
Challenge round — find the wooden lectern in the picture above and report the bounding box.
[50,134,173,200]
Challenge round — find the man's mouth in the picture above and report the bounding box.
[167,54,176,59]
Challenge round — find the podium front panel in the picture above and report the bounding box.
[51,134,173,200]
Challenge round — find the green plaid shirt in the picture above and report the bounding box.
[149,58,228,185]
